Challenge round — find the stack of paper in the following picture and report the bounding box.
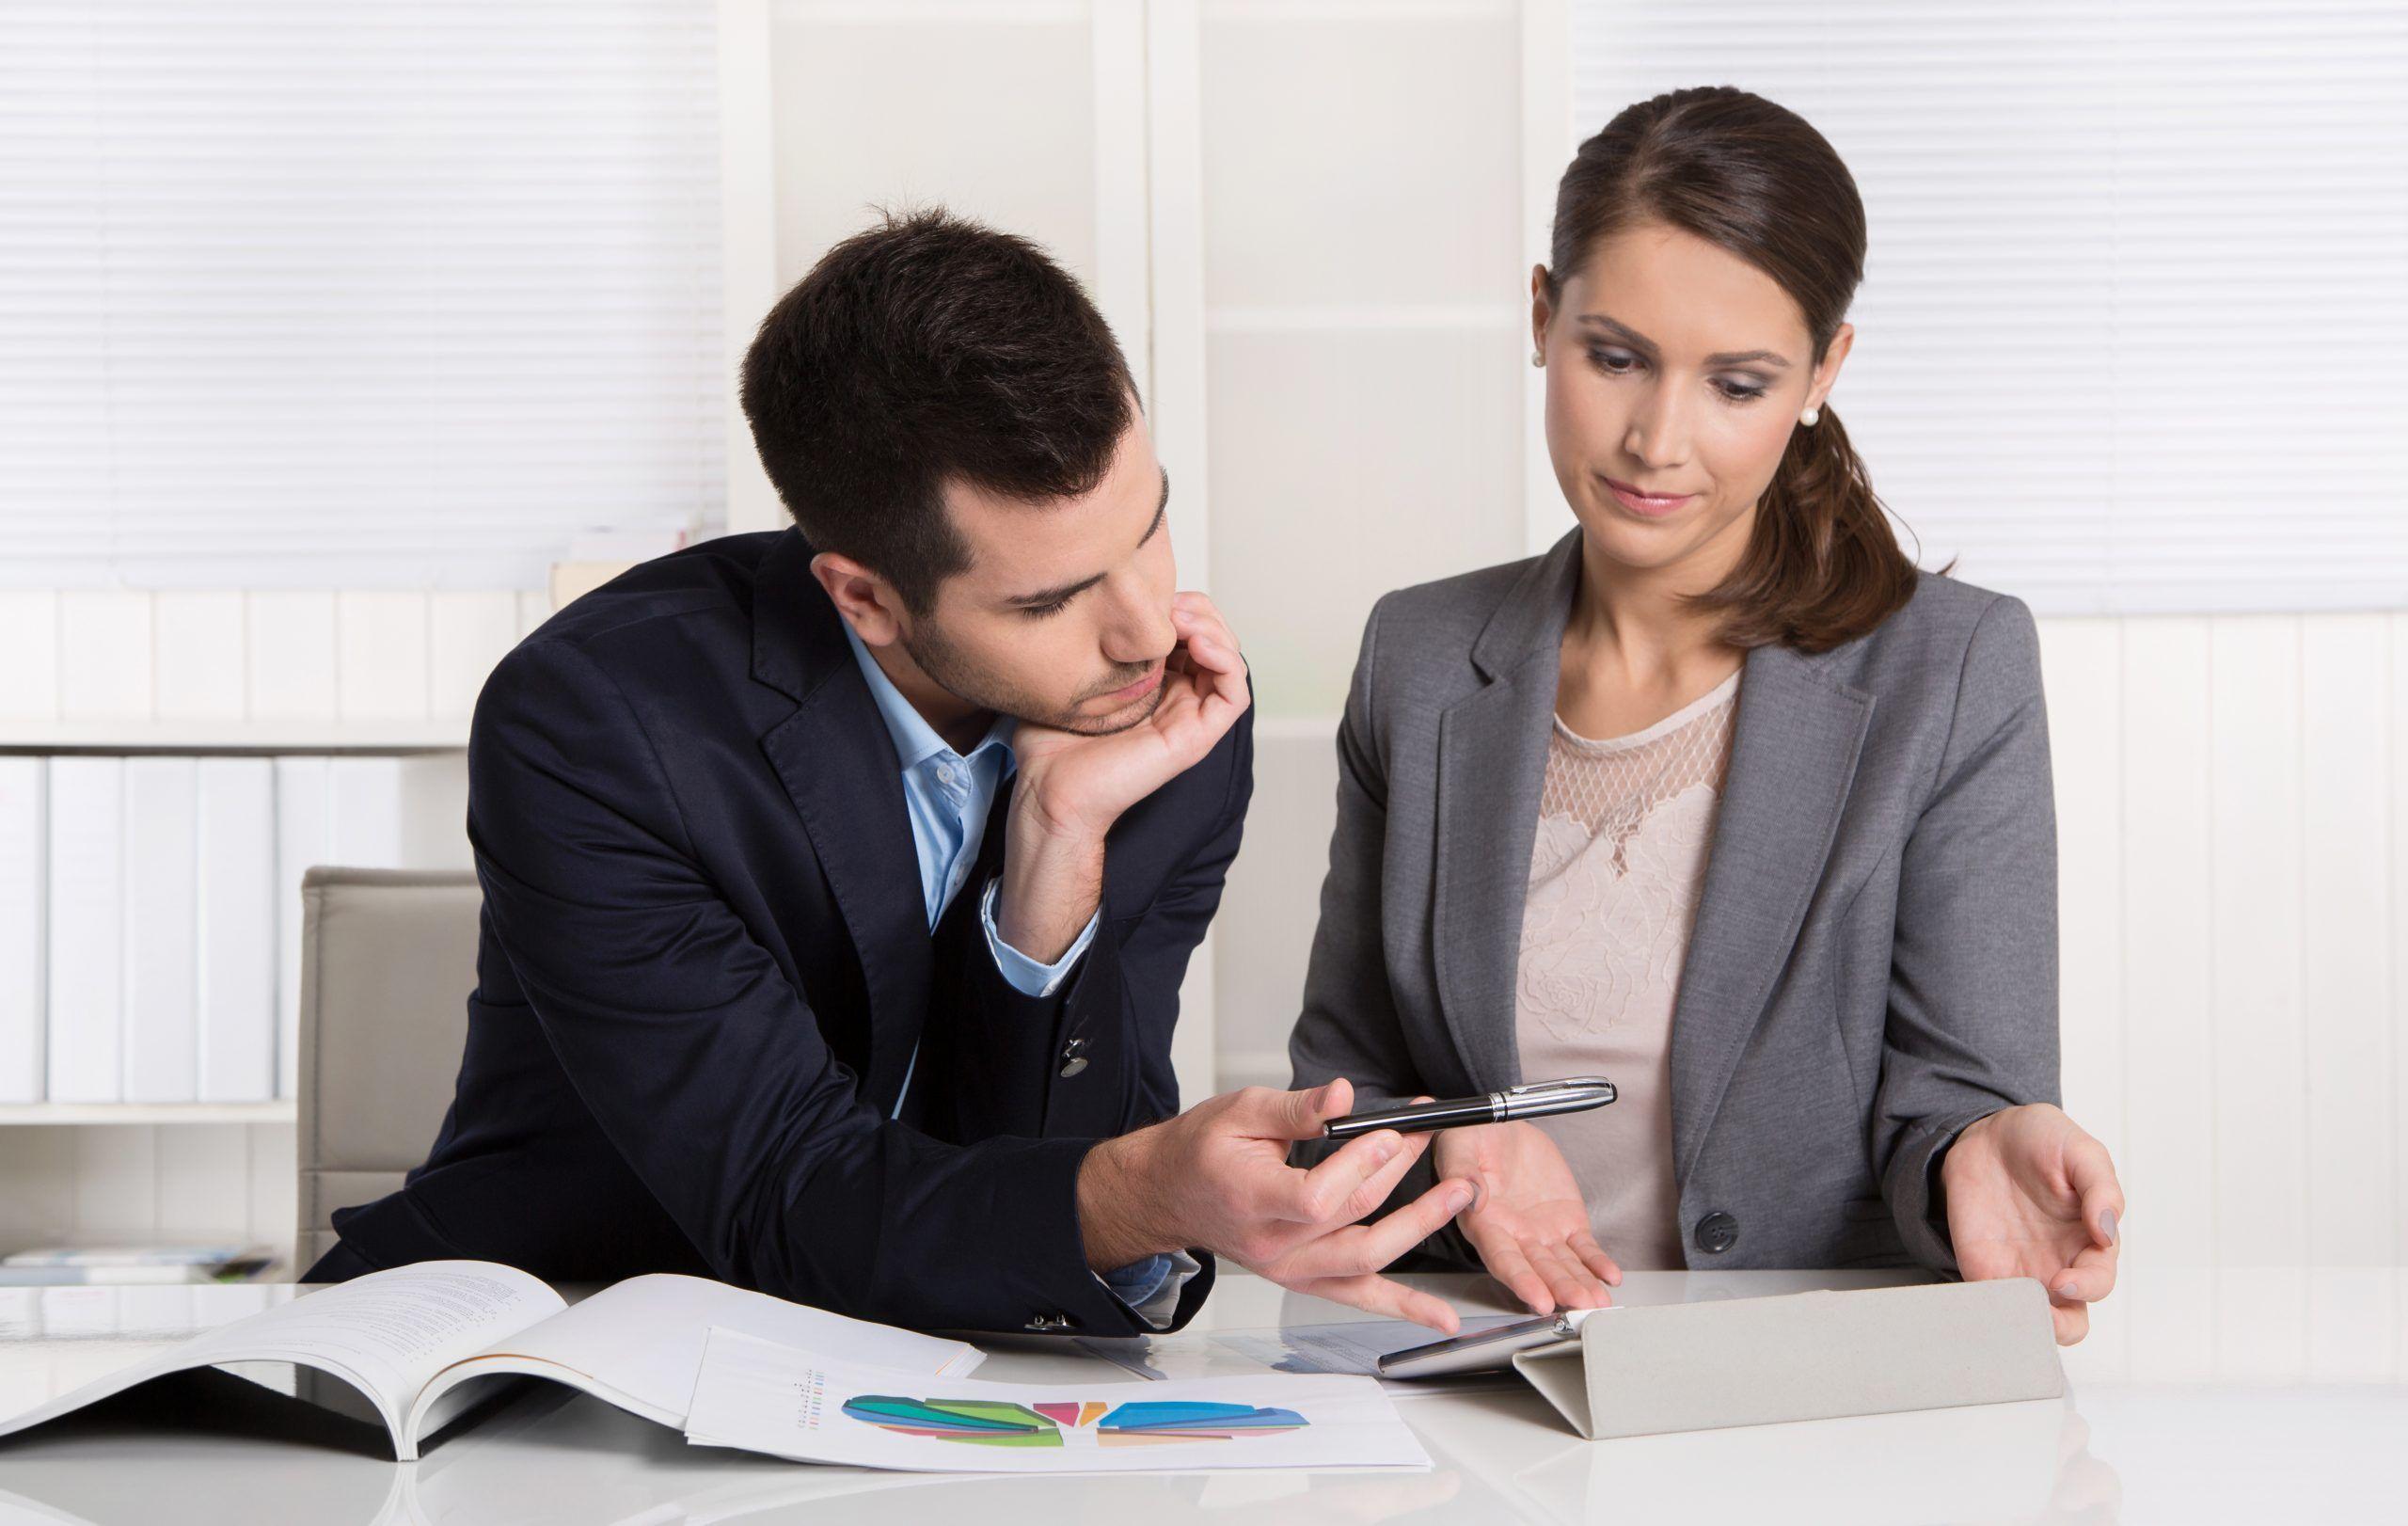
[0,1244,277,1286]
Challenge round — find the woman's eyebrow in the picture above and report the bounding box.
[1576,313,1791,369]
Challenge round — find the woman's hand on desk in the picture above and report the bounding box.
[1076,1079,1481,1333]
[1432,1121,1623,1317]
[1940,1103,2126,1346]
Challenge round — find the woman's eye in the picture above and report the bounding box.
[1021,596,1072,620]
[1586,347,1765,405]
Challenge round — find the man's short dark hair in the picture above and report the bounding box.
[739,207,1139,615]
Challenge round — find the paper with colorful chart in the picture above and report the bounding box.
[683,1326,1431,1472]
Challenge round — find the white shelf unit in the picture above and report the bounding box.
[0,731,475,1276]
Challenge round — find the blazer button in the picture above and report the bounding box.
[1025,1312,1073,1332]
[1059,1036,1087,1078]
[1694,1210,1739,1255]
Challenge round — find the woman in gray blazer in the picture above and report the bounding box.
[1289,87,2126,1345]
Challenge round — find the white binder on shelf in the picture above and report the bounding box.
[0,755,44,1103]
[273,756,332,1102]
[45,756,124,1104]
[198,757,277,1103]
[122,756,199,1103]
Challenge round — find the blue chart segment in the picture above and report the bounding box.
[1095,1400,1310,1447]
[842,1394,1310,1448]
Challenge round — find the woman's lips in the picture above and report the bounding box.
[1603,476,1695,517]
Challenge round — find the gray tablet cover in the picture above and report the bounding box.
[1510,1277,2066,1439]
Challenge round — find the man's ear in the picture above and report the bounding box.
[808,551,907,645]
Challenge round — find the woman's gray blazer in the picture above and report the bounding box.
[1287,528,2060,1274]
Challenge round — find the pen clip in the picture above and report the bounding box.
[1503,1076,1608,1098]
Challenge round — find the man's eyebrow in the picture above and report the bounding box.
[1576,313,1791,369]
[1005,467,1171,608]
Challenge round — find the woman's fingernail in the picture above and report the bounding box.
[1448,1186,1474,1214]
[2099,1209,2118,1246]
[2056,1280,2080,1299]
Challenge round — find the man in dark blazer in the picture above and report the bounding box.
[301,210,1474,1338]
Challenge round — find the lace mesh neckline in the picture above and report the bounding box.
[1551,668,1741,754]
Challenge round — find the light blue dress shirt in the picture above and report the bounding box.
[841,625,1185,1325]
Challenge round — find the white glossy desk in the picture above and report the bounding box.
[2,1268,2404,1525]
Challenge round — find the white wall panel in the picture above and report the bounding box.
[335,594,431,724]
[2041,618,2124,1169]
[0,593,60,720]
[244,593,341,723]
[55,593,152,722]
[767,4,1100,290]
[2206,616,2306,1379]
[2395,615,2408,1286]
[0,588,537,734]
[2117,619,2215,1378]
[151,593,246,723]
[2300,615,2398,1258]
[1205,326,1527,715]
[1198,9,1523,310]
[428,593,522,723]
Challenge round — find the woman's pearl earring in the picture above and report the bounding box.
[1531,351,1545,368]
[1799,404,1820,425]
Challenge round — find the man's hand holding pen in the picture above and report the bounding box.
[1076,1078,1479,1332]
[1073,1074,1623,1332]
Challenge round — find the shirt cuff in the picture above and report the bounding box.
[980,875,1099,998]
[1092,1249,1200,1331]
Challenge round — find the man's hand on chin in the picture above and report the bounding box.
[996,592,1248,962]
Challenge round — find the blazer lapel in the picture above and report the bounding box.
[1430,532,1583,1089]
[749,530,934,1112]
[1666,643,1873,1185]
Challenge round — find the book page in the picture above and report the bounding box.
[0,1262,559,1452]
[404,1272,983,1439]
[182,1262,562,1436]
[684,1326,1431,1474]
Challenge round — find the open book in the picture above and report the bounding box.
[0,1260,981,1460]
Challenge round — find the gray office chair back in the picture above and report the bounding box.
[293,866,482,1271]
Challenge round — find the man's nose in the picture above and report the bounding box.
[1101,580,1176,666]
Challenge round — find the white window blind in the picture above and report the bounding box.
[0,0,724,590]
[1571,1,2408,615]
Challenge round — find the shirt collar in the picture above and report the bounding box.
[841,621,1017,777]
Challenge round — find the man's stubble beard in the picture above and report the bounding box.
[900,619,1164,739]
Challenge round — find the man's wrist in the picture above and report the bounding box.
[997,824,1105,963]
[1077,1130,1170,1271]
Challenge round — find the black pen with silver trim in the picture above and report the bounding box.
[1322,1076,1617,1139]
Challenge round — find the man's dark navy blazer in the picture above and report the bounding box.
[308,528,1251,1335]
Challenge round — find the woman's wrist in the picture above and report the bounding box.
[1933,1108,2005,1223]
